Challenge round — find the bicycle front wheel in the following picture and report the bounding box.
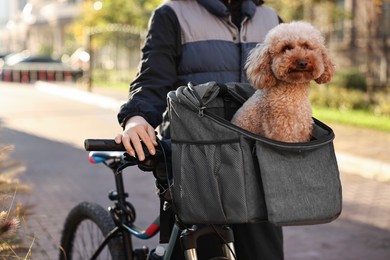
[59,201,127,260]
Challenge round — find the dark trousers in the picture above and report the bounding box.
[167,219,284,260]
[233,223,284,260]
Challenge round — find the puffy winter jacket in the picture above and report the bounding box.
[117,2,284,259]
[117,0,280,129]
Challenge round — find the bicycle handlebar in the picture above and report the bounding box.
[84,139,126,151]
[84,139,167,172]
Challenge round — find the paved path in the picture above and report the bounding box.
[2,82,390,259]
[44,82,390,259]
[87,83,390,260]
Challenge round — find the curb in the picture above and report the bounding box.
[336,152,390,182]
[34,81,126,111]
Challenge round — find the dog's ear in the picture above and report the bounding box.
[245,45,277,89]
[315,47,335,84]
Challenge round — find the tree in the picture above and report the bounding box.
[265,0,344,26]
[81,0,160,28]
[69,0,161,45]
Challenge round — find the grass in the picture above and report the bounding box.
[91,68,137,90]
[313,106,390,132]
[0,144,32,259]
[91,80,129,90]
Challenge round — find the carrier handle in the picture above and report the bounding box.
[176,82,220,116]
[187,82,205,108]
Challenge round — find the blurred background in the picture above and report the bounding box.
[1,1,390,259]
[1,0,389,119]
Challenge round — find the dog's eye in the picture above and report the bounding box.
[282,45,293,52]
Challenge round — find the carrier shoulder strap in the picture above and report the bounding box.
[218,83,234,119]
[217,83,252,120]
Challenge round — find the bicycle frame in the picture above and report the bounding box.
[89,155,161,259]
[85,149,236,260]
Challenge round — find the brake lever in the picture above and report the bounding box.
[122,143,163,172]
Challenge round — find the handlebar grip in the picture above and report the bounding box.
[84,139,126,151]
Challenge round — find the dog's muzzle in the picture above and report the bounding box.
[296,59,308,70]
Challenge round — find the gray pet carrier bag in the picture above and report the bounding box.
[167,81,342,226]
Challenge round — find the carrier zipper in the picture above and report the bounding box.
[198,106,206,117]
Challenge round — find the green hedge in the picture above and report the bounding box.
[311,68,390,117]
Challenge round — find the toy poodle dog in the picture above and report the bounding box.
[231,21,335,142]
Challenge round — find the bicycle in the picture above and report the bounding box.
[58,139,237,260]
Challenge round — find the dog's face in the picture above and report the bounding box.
[271,38,324,83]
[246,21,335,89]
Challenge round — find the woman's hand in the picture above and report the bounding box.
[115,116,157,161]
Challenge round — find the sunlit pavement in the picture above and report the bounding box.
[1,81,389,259]
[38,81,390,259]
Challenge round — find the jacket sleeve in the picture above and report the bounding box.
[117,6,181,129]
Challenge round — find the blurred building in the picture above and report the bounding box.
[0,0,388,86]
[0,0,82,58]
[0,0,142,86]
[0,0,28,54]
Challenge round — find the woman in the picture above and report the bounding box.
[116,0,284,259]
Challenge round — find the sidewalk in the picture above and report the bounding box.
[331,124,390,182]
[32,81,390,259]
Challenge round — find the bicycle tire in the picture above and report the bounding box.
[59,201,127,260]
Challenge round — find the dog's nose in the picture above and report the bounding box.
[296,60,307,69]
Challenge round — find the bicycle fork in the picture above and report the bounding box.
[180,225,236,260]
